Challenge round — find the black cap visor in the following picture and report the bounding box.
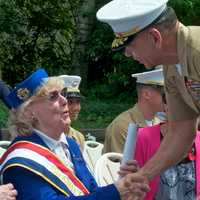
[112,7,169,52]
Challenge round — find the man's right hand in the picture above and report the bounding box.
[115,172,150,200]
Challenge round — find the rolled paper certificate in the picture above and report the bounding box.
[121,123,138,165]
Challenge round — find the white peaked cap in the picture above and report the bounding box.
[59,75,81,89]
[132,67,164,86]
[97,0,168,33]
[96,0,168,50]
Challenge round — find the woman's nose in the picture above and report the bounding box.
[60,94,68,105]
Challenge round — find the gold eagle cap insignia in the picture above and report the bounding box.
[112,26,141,49]
[17,88,30,100]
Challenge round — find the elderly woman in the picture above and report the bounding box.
[0,68,149,200]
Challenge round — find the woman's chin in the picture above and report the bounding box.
[60,120,71,132]
[65,118,71,126]
[60,117,71,127]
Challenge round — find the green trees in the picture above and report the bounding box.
[170,0,200,25]
[0,0,199,129]
[0,0,199,97]
[0,0,79,85]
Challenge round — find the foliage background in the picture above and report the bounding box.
[0,0,200,130]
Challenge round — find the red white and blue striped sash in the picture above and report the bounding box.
[0,141,90,196]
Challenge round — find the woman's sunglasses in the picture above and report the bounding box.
[45,90,66,101]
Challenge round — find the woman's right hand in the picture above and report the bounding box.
[0,183,18,200]
[114,173,150,200]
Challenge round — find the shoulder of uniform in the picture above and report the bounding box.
[69,126,78,132]
[69,126,83,135]
[113,107,134,122]
[107,106,137,128]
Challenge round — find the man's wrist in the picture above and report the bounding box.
[137,169,151,183]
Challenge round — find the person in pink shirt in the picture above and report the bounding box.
[134,94,200,200]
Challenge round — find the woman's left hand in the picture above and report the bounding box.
[118,160,139,177]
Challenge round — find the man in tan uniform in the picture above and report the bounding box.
[60,75,85,151]
[97,0,200,193]
[104,68,164,153]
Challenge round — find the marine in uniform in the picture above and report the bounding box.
[60,75,85,151]
[104,68,164,153]
[96,0,200,190]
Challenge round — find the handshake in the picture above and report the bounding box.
[114,160,149,200]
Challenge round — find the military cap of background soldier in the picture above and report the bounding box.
[132,67,164,86]
[132,67,164,98]
[96,0,169,51]
[59,75,81,98]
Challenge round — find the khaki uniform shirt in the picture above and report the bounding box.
[67,126,85,151]
[103,103,160,153]
[164,24,200,121]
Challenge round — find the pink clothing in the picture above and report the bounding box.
[134,124,200,200]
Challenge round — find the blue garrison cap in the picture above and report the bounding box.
[6,68,48,109]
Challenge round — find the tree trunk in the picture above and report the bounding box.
[71,0,96,87]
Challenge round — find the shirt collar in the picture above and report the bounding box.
[33,129,69,151]
[145,119,153,126]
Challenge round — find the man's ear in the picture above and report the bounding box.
[148,28,162,49]
[143,89,151,100]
